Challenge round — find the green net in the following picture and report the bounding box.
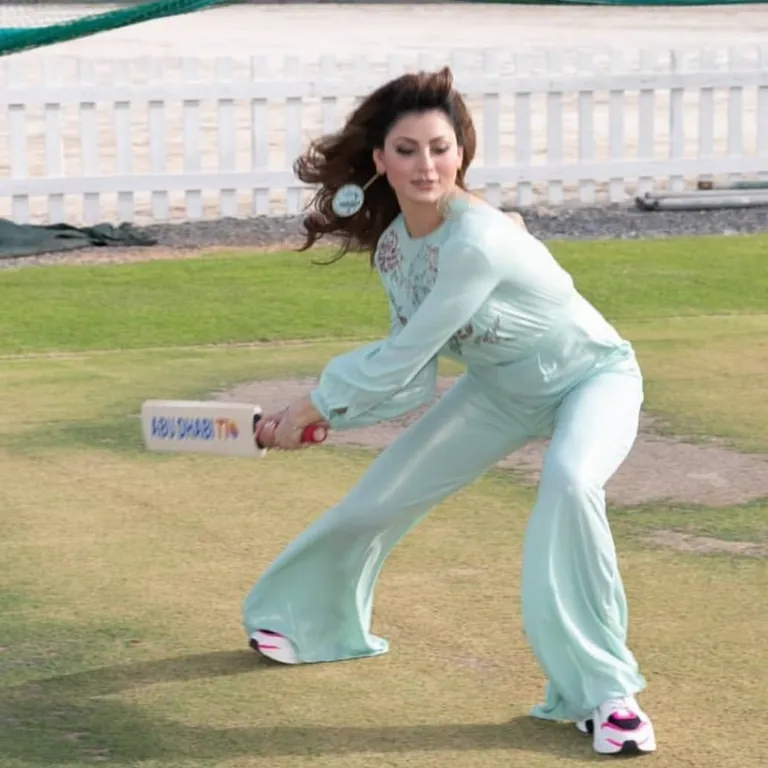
[0,1,232,57]
[2,0,762,57]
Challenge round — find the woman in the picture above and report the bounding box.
[243,67,656,757]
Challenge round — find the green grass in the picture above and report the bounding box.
[0,233,767,768]
[3,232,767,452]
[1,233,766,355]
[0,251,388,354]
[612,499,768,547]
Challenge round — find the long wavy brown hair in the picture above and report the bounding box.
[294,66,476,266]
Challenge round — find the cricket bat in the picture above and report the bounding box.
[141,400,327,458]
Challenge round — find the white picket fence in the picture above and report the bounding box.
[0,45,767,226]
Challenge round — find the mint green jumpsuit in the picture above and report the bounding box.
[242,198,647,722]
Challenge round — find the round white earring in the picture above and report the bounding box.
[331,173,380,217]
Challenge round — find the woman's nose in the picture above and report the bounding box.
[417,151,435,172]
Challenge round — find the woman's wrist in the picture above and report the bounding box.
[289,394,325,428]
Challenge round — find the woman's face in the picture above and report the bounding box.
[373,109,463,209]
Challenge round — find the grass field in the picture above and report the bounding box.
[1,233,767,768]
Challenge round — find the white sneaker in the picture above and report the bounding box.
[577,696,657,755]
[248,629,299,665]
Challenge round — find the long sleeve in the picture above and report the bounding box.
[308,340,438,430]
[310,236,499,425]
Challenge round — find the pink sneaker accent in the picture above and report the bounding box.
[249,629,299,665]
[584,697,657,755]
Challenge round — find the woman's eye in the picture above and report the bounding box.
[394,146,449,156]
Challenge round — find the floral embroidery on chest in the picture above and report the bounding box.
[425,244,439,276]
[375,229,402,274]
[379,230,505,353]
[448,315,503,356]
[377,229,441,321]
[406,243,440,310]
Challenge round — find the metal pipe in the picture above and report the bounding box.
[698,179,768,191]
[639,188,768,201]
[636,192,768,211]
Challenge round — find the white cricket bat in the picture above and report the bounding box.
[140,400,327,458]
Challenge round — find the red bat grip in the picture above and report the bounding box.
[254,416,328,449]
[300,423,329,444]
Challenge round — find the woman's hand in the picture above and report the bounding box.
[271,395,327,450]
[253,408,287,449]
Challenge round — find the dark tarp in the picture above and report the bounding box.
[0,218,157,260]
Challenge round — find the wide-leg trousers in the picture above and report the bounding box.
[242,354,646,722]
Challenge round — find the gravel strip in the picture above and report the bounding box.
[1,203,767,269]
[134,203,768,246]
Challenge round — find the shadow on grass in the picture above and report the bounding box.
[1,413,147,457]
[2,650,589,764]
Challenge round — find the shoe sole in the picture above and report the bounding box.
[598,738,656,756]
[249,629,299,665]
[577,718,656,755]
